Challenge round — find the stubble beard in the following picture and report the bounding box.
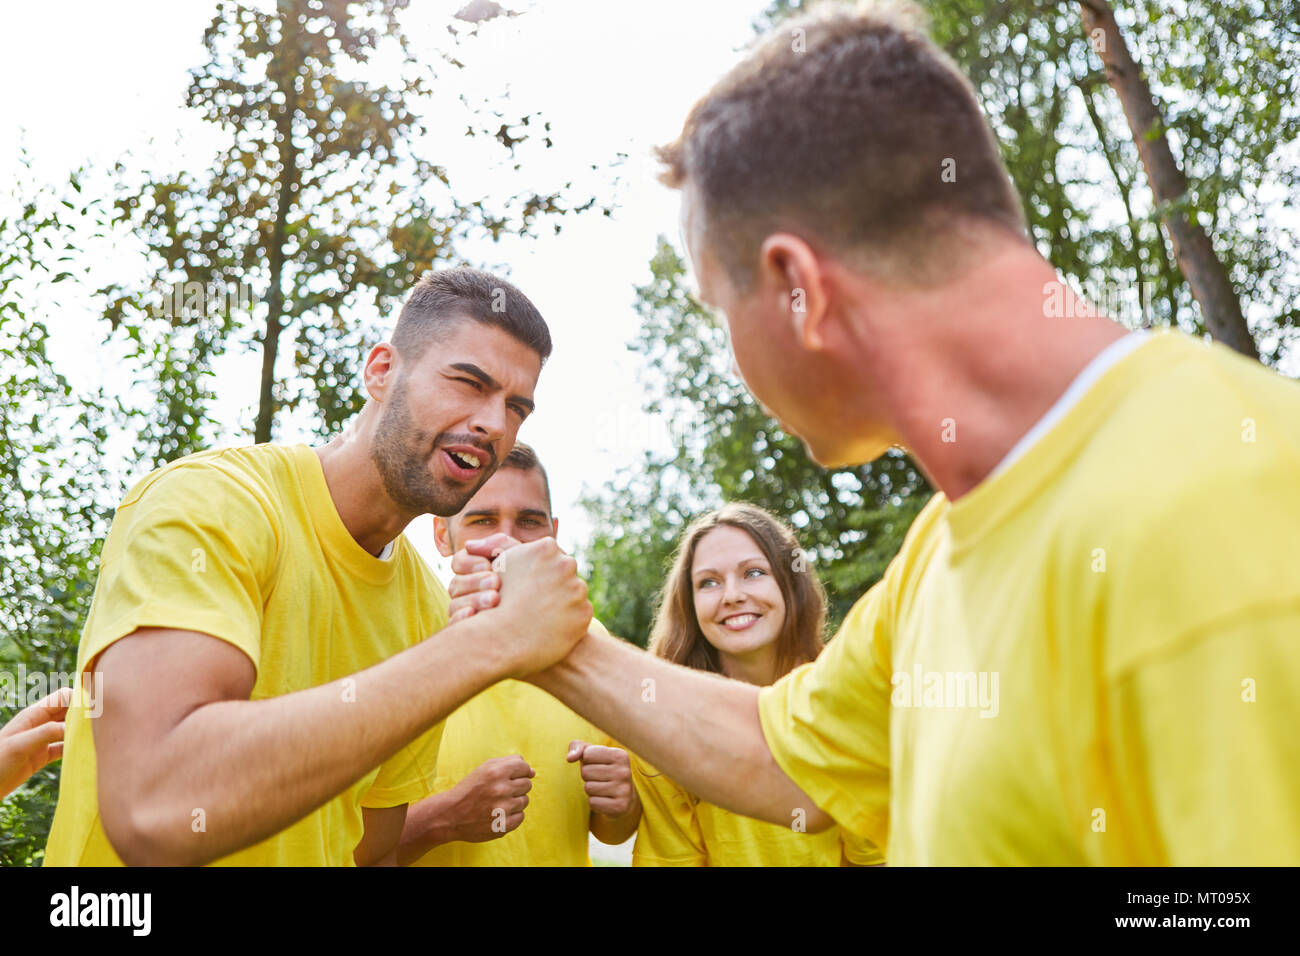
[370,375,488,518]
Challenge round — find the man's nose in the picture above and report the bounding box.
[469,398,508,443]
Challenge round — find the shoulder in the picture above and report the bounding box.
[121,445,289,519]
[114,445,288,549]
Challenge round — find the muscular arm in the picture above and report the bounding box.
[94,616,510,867]
[355,805,407,867]
[93,534,588,867]
[529,629,833,832]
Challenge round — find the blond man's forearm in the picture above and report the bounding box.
[529,631,833,831]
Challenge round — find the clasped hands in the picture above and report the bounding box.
[445,532,594,678]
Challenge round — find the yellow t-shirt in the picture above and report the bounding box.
[631,755,884,866]
[44,443,449,867]
[759,331,1300,865]
[409,632,617,867]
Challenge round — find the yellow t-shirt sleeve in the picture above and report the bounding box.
[1109,603,1300,865]
[631,757,706,867]
[757,581,894,848]
[840,828,886,866]
[81,464,279,674]
[362,579,452,808]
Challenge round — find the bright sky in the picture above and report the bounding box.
[0,0,771,575]
[4,1,1294,582]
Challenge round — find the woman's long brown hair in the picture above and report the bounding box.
[648,503,827,682]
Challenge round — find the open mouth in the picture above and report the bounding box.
[440,447,486,481]
[720,612,761,630]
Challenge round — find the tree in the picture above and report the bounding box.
[1080,0,1257,358]
[584,0,1300,640]
[0,162,123,865]
[100,0,599,462]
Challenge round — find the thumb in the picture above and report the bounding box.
[566,740,588,763]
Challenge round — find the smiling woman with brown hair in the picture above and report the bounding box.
[631,503,884,867]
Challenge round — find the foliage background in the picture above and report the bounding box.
[2,0,1297,863]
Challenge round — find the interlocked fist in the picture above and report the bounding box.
[446,533,522,623]
[449,534,591,678]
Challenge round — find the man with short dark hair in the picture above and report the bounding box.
[398,443,640,866]
[45,267,593,867]
[459,2,1300,864]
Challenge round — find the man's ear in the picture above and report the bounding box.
[363,342,400,402]
[550,516,559,539]
[432,516,454,557]
[758,233,829,351]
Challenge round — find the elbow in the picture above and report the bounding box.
[102,797,207,867]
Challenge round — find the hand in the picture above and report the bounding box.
[444,755,535,843]
[471,536,592,678]
[0,686,73,799]
[446,533,520,624]
[567,740,638,819]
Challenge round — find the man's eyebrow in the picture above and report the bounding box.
[517,508,551,520]
[461,508,500,519]
[450,362,535,414]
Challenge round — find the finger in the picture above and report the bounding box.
[566,740,588,763]
[583,779,627,798]
[503,811,524,833]
[464,533,522,559]
[588,796,631,816]
[506,757,535,779]
[1,688,74,737]
[507,776,533,797]
[451,549,492,575]
[577,745,622,766]
[448,571,500,599]
[48,741,64,761]
[448,605,477,624]
[7,722,65,766]
[579,762,628,783]
[473,590,500,610]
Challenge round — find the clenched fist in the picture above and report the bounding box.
[443,755,535,843]
[566,740,638,819]
[464,534,591,678]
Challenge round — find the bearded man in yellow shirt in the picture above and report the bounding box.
[397,441,640,866]
[44,268,593,867]
[457,2,1300,864]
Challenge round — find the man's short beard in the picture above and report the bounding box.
[370,374,491,517]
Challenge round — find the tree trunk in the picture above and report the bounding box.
[254,23,302,445]
[1078,0,1258,359]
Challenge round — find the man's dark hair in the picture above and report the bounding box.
[392,267,551,363]
[499,440,552,513]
